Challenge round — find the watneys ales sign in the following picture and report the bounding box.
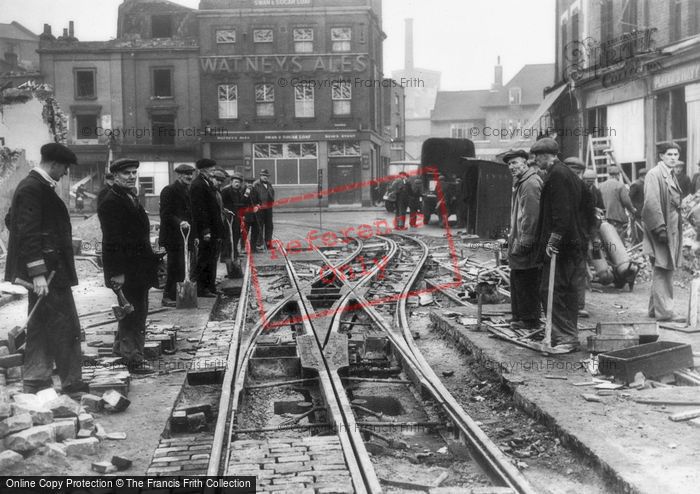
[200,54,369,74]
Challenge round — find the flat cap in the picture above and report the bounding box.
[230,172,244,181]
[583,169,597,180]
[608,165,620,175]
[564,157,586,170]
[212,168,229,179]
[196,158,217,169]
[530,137,559,155]
[110,158,140,174]
[638,168,647,176]
[502,149,529,163]
[40,143,77,166]
[657,141,681,154]
[174,163,195,174]
[259,168,270,176]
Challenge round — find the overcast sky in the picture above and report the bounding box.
[2,0,555,91]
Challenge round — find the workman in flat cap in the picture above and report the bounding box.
[159,164,195,307]
[504,149,543,331]
[98,158,159,371]
[221,171,248,277]
[533,137,593,353]
[5,143,87,394]
[599,165,636,240]
[190,158,224,297]
[642,142,685,322]
[251,168,275,250]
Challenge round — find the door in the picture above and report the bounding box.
[329,161,360,204]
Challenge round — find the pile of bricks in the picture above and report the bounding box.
[145,324,179,359]
[81,358,130,396]
[0,333,25,385]
[187,321,235,385]
[146,434,213,475]
[227,436,354,493]
[0,387,128,470]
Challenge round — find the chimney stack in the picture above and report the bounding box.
[405,18,414,71]
[493,56,503,89]
[43,24,51,36]
[62,28,68,39]
[69,21,74,38]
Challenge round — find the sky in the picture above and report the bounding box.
[2,0,555,91]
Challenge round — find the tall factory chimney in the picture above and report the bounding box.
[405,18,414,71]
[493,56,503,89]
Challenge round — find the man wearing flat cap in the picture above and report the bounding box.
[532,137,592,353]
[98,158,159,370]
[159,164,195,306]
[251,168,275,250]
[504,149,543,330]
[642,142,685,322]
[190,158,224,297]
[5,143,87,394]
[221,172,248,277]
[599,165,636,240]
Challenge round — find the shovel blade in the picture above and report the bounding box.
[177,281,198,309]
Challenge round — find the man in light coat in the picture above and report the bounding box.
[505,150,543,330]
[642,142,685,322]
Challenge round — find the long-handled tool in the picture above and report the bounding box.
[224,209,243,279]
[9,271,56,353]
[111,286,134,320]
[176,224,197,308]
[535,253,563,354]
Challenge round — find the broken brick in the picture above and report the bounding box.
[63,437,99,456]
[0,353,23,369]
[11,403,53,426]
[80,394,104,413]
[0,413,33,438]
[4,425,55,453]
[0,450,23,470]
[78,413,94,432]
[102,390,130,412]
[51,418,77,442]
[92,461,117,474]
[47,395,81,418]
[111,455,132,471]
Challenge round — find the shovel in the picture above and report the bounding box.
[176,224,197,308]
[224,209,243,279]
[9,271,56,353]
[111,286,134,320]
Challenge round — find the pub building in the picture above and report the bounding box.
[197,0,391,207]
[543,0,700,181]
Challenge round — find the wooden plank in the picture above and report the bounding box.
[669,408,700,422]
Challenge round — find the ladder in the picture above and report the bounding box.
[585,136,631,185]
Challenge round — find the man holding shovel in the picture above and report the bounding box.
[159,164,195,307]
[5,143,86,394]
[533,138,590,353]
[221,172,246,277]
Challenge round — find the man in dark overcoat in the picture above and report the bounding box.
[5,143,85,394]
[393,171,412,229]
[190,158,223,297]
[251,168,275,249]
[98,158,158,370]
[533,138,591,353]
[159,164,195,306]
[96,173,114,209]
[221,172,248,275]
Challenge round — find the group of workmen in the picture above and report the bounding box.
[506,138,687,353]
[4,143,276,394]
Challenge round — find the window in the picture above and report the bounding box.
[151,15,172,38]
[328,141,360,157]
[75,114,98,140]
[152,115,175,145]
[560,21,568,79]
[586,107,608,137]
[450,124,470,139]
[255,83,275,117]
[75,69,95,99]
[656,88,687,159]
[571,10,579,47]
[331,27,351,52]
[670,0,682,42]
[600,0,614,44]
[294,83,314,118]
[216,29,236,44]
[622,0,638,34]
[293,28,313,53]
[331,81,352,116]
[508,87,521,105]
[253,142,318,185]
[394,125,400,139]
[138,176,155,194]
[152,68,173,98]
[253,29,273,43]
[218,84,238,119]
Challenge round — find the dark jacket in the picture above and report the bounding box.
[97,184,157,287]
[159,180,193,249]
[536,161,592,261]
[677,172,691,199]
[97,185,112,208]
[629,178,645,214]
[4,170,78,288]
[190,174,224,240]
[222,185,251,222]
[251,179,275,206]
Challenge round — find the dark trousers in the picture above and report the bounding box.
[540,254,585,345]
[24,287,82,392]
[395,199,409,229]
[194,238,219,292]
[256,209,274,246]
[510,267,542,322]
[113,280,149,366]
[164,246,186,301]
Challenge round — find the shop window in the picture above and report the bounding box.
[216,29,236,44]
[253,29,273,43]
[218,84,238,119]
[75,69,96,99]
[332,82,352,116]
[151,15,172,38]
[586,106,608,137]
[255,83,275,117]
[293,28,313,53]
[331,27,351,52]
[655,88,687,159]
[138,176,155,194]
[328,141,360,157]
[152,115,175,146]
[75,113,98,140]
[508,87,521,105]
[294,83,314,118]
[253,142,318,185]
[152,68,173,98]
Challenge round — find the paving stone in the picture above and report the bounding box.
[4,424,55,453]
[11,403,53,425]
[78,413,94,431]
[0,413,33,438]
[46,442,67,458]
[276,454,310,463]
[189,453,209,461]
[0,450,23,469]
[46,395,81,418]
[153,446,190,456]
[273,462,310,474]
[80,394,104,413]
[316,483,354,494]
[151,455,191,463]
[51,418,78,441]
[311,462,349,470]
[147,465,183,474]
[0,402,11,421]
[63,437,99,456]
[188,444,211,451]
[310,454,345,463]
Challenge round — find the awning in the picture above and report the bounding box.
[525,83,569,132]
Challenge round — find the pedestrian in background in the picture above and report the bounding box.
[629,168,647,245]
[5,143,86,394]
[158,164,194,307]
[393,171,412,229]
[190,158,223,297]
[675,161,692,199]
[252,169,275,249]
[599,166,636,240]
[642,142,685,323]
[98,158,159,371]
[504,149,543,330]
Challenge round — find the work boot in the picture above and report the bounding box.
[161,297,176,307]
[578,309,590,318]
